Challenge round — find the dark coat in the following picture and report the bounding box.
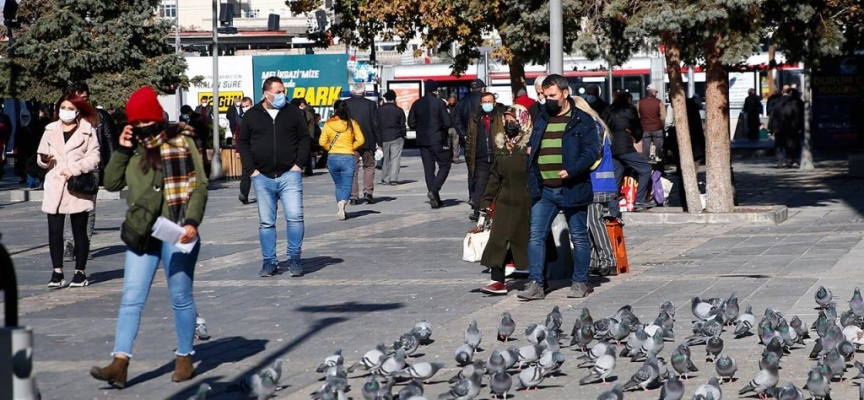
[453,92,481,139]
[768,95,804,139]
[237,102,311,177]
[407,93,451,146]
[94,108,117,168]
[528,98,601,207]
[601,103,643,156]
[480,132,531,270]
[465,106,505,175]
[345,95,380,150]
[377,102,406,143]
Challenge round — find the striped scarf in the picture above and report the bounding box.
[141,128,197,223]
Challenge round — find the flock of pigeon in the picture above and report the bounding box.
[185,285,864,399]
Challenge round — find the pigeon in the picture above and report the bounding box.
[825,302,838,324]
[448,360,485,384]
[241,372,278,400]
[577,342,612,366]
[464,320,482,350]
[578,308,594,326]
[812,311,831,337]
[734,305,756,337]
[694,377,722,399]
[594,318,613,339]
[538,350,566,374]
[541,330,561,353]
[853,287,864,317]
[621,361,657,391]
[439,370,482,400]
[705,334,724,362]
[660,301,676,320]
[489,370,512,399]
[484,351,507,375]
[760,351,780,371]
[759,319,781,346]
[816,286,833,308]
[772,382,806,400]
[499,347,519,370]
[839,339,856,360]
[715,353,737,383]
[361,376,382,400]
[823,347,847,381]
[777,318,801,347]
[579,346,615,385]
[396,361,445,382]
[546,306,564,333]
[805,367,830,400]
[498,312,516,342]
[607,319,630,344]
[515,344,543,368]
[686,314,724,346]
[692,297,716,321]
[514,365,545,391]
[660,371,685,400]
[739,364,779,397]
[842,309,864,329]
[454,343,475,366]
[525,324,548,346]
[631,329,663,361]
[620,328,648,358]
[313,381,349,400]
[394,332,421,357]
[571,323,595,351]
[374,349,406,377]
[398,379,424,400]
[349,343,387,372]
[413,320,433,343]
[320,372,349,393]
[187,383,211,400]
[655,311,675,340]
[853,360,864,379]
[261,359,284,384]
[844,324,864,346]
[670,344,698,380]
[614,305,641,330]
[789,315,810,340]
[722,293,739,325]
[317,349,344,373]
[596,384,625,400]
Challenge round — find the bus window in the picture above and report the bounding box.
[623,75,646,101]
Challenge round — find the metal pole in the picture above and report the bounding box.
[607,63,613,103]
[175,0,182,122]
[210,0,223,180]
[687,66,695,98]
[549,0,563,75]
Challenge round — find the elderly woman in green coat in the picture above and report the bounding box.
[478,104,532,295]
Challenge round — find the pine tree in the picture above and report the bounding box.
[0,0,188,108]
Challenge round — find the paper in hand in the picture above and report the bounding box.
[151,217,198,253]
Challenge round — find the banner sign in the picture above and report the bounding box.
[185,56,254,114]
[252,54,349,121]
[812,56,864,149]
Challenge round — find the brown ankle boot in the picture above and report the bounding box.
[90,357,129,389]
[171,355,195,382]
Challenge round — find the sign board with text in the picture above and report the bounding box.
[252,54,349,121]
[184,56,254,113]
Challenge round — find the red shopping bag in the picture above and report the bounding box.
[619,176,637,212]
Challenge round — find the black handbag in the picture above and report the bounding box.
[120,178,164,254]
[67,170,100,195]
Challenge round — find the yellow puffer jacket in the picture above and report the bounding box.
[319,117,364,155]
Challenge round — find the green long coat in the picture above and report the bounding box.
[479,132,531,270]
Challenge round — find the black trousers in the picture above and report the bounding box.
[419,144,452,193]
[470,160,493,212]
[48,212,89,270]
[239,171,251,198]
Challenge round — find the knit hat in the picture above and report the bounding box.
[425,80,438,93]
[125,86,166,124]
[383,90,397,101]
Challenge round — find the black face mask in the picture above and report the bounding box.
[505,122,521,138]
[132,124,163,139]
[545,99,563,116]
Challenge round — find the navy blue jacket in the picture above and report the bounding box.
[527,98,601,207]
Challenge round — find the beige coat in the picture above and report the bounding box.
[36,120,100,215]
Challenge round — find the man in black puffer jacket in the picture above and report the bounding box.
[601,91,653,211]
[408,80,452,208]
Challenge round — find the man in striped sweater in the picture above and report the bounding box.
[517,75,601,300]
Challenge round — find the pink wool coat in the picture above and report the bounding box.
[36,120,101,215]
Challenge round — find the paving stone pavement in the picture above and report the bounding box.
[3,153,864,400]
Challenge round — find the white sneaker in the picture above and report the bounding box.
[505,265,515,277]
[337,200,347,220]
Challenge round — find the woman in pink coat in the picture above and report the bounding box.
[36,93,101,288]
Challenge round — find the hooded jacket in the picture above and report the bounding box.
[237,102,311,178]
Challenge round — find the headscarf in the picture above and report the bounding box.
[502,104,532,147]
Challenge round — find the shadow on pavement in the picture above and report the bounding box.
[348,210,382,219]
[300,256,344,274]
[88,268,125,284]
[92,244,127,259]
[295,301,405,314]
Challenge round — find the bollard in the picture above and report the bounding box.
[0,235,39,400]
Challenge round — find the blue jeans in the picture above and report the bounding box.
[327,154,356,202]
[527,187,590,285]
[113,240,200,357]
[251,171,304,266]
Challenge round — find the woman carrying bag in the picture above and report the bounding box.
[37,93,101,288]
[319,100,365,220]
[477,105,532,295]
[91,86,208,388]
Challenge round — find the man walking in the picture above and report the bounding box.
[237,76,311,278]
[63,82,117,262]
[447,94,461,163]
[290,98,318,177]
[408,80,452,209]
[453,79,485,205]
[528,75,548,121]
[517,75,600,301]
[236,97,254,204]
[466,92,503,221]
[637,84,665,162]
[345,83,380,204]
[743,88,764,141]
[378,90,406,185]
[769,87,804,168]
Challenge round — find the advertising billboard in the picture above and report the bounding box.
[252,54,349,121]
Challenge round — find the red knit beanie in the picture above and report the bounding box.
[125,86,166,124]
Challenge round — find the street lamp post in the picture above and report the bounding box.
[210,0,223,180]
[549,0,563,75]
[175,0,182,121]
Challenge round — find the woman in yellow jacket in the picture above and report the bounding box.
[319,100,364,220]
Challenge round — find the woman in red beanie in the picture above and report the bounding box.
[90,86,209,388]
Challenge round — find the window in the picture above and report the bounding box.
[159,2,177,19]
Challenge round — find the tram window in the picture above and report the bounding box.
[623,76,646,102]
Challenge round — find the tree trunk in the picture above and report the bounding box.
[508,57,527,98]
[799,72,815,170]
[703,35,735,212]
[661,33,701,214]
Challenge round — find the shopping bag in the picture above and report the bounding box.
[652,170,667,205]
[619,176,637,212]
[462,215,491,263]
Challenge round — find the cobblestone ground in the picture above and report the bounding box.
[2,152,864,400]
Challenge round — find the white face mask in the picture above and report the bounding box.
[58,109,78,123]
[242,106,251,113]
[538,98,546,105]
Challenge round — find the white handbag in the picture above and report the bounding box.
[462,215,491,263]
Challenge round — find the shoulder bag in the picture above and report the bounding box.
[120,173,164,253]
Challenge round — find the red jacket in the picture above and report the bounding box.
[513,94,535,110]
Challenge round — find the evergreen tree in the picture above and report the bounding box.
[0,0,188,108]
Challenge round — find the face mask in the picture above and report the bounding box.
[545,99,563,116]
[132,124,163,140]
[481,103,494,113]
[242,106,251,113]
[180,114,190,123]
[586,95,597,103]
[201,101,208,106]
[21,117,31,126]
[505,122,521,138]
[58,109,78,123]
[538,97,546,105]
[267,92,286,109]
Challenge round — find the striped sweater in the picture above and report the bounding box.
[536,111,571,187]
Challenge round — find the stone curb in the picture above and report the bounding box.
[0,188,127,202]
[622,205,788,225]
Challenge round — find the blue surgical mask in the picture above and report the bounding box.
[481,103,494,113]
[268,92,286,109]
[586,95,597,103]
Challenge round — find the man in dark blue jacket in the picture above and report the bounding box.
[408,80,452,208]
[345,83,381,204]
[517,75,601,300]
